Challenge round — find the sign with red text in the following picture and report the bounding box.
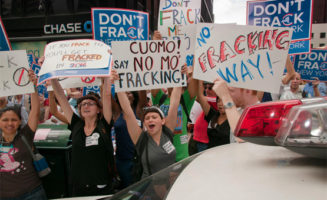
[0,50,34,97]
[112,39,187,92]
[193,24,293,93]
[37,39,112,85]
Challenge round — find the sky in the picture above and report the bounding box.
[213,0,247,25]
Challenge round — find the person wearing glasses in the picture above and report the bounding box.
[51,76,115,197]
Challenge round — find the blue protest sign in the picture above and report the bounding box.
[294,49,327,81]
[83,85,101,96]
[92,8,149,46]
[32,63,41,75]
[0,17,11,51]
[247,0,313,54]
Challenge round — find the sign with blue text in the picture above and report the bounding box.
[193,23,293,93]
[47,77,101,91]
[294,49,327,81]
[92,8,149,46]
[37,39,112,85]
[158,0,201,67]
[0,50,34,97]
[247,0,313,54]
[0,17,11,51]
[111,39,187,92]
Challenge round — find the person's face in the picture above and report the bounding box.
[143,112,164,135]
[126,92,135,105]
[205,84,216,97]
[0,111,21,135]
[217,98,225,114]
[290,73,301,90]
[228,87,244,108]
[79,99,99,118]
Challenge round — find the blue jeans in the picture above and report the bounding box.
[197,142,208,152]
[1,185,47,200]
[116,158,134,188]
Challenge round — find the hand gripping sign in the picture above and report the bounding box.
[193,23,293,94]
[37,39,112,85]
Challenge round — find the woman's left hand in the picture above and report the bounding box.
[28,69,37,86]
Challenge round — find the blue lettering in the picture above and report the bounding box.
[247,54,264,78]
[217,64,239,83]
[240,61,254,82]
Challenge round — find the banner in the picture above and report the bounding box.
[158,0,201,67]
[92,8,149,45]
[247,0,313,54]
[0,50,35,97]
[0,17,11,51]
[294,49,327,81]
[37,39,112,85]
[47,77,102,91]
[193,23,293,93]
[112,39,187,92]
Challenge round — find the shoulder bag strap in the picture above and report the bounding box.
[21,135,36,160]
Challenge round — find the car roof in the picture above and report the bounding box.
[166,143,327,200]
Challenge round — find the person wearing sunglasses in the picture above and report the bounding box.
[51,75,115,197]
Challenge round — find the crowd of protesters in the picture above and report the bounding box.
[1,31,326,199]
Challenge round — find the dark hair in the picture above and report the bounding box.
[143,106,165,120]
[0,106,22,120]
[77,94,103,119]
[115,91,139,109]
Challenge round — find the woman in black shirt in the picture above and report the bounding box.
[197,81,230,148]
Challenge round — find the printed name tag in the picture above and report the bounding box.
[85,133,100,147]
[180,135,188,145]
[162,141,175,154]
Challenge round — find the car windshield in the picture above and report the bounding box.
[100,153,201,200]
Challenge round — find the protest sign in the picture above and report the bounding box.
[158,0,201,67]
[83,85,101,96]
[193,23,293,93]
[0,17,11,51]
[47,77,101,91]
[0,50,35,97]
[294,49,327,81]
[112,39,187,92]
[37,39,112,85]
[92,8,149,46]
[247,0,313,54]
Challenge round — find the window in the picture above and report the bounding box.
[312,33,314,38]
[319,43,325,47]
[320,32,326,38]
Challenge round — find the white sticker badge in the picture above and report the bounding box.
[162,141,175,154]
[85,132,100,147]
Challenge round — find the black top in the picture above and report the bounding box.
[205,107,230,148]
[69,113,114,186]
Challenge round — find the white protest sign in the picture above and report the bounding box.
[158,0,201,67]
[112,39,187,92]
[0,50,35,97]
[193,24,293,93]
[38,39,111,84]
[47,77,102,91]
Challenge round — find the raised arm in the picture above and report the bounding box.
[165,86,182,132]
[48,91,69,124]
[212,78,240,133]
[117,91,143,144]
[51,79,74,124]
[135,90,147,119]
[282,55,296,85]
[196,80,211,116]
[102,76,113,123]
[27,69,40,132]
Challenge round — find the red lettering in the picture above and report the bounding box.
[207,47,220,69]
[247,32,258,55]
[219,41,236,63]
[276,30,290,50]
[234,35,246,54]
[187,9,194,24]
[263,30,278,50]
[130,42,138,54]
[198,53,207,72]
